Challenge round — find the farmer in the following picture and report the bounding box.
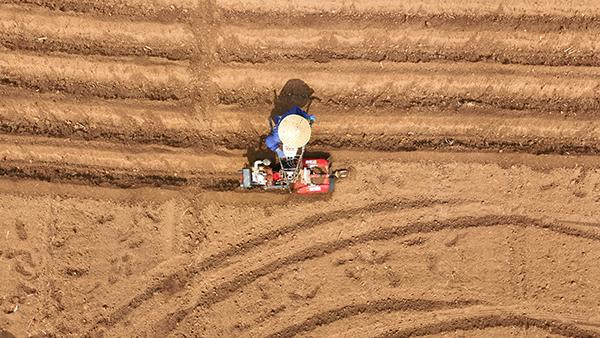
[265,106,315,158]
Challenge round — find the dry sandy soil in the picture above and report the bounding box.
[1,0,600,337]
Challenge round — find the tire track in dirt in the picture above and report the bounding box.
[265,298,481,338]
[1,0,197,22]
[0,5,195,60]
[219,26,600,66]
[0,50,193,100]
[92,198,451,333]
[377,314,600,338]
[153,214,600,336]
[214,61,600,113]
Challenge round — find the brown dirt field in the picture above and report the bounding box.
[1,1,600,337]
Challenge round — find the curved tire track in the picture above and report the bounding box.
[377,314,600,338]
[92,198,453,331]
[154,214,600,335]
[265,298,481,338]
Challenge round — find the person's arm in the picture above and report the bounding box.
[265,131,286,157]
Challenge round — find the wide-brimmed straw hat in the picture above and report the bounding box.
[278,114,311,148]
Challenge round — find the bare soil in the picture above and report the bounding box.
[1,1,600,337]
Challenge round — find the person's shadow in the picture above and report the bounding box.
[245,79,319,164]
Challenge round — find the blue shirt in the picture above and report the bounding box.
[265,106,314,152]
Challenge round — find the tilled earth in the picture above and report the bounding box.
[1,1,600,337]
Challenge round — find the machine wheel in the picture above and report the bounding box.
[329,176,335,192]
[334,169,349,178]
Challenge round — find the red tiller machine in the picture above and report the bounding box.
[240,111,347,194]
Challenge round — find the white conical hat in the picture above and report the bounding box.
[278,114,311,148]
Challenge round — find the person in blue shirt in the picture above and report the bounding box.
[265,106,315,158]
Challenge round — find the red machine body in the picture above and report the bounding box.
[292,158,332,194]
[240,156,346,194]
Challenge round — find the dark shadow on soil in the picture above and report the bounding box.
[269,78,316,128]
[245,136,276,165]
[245,79,319,164]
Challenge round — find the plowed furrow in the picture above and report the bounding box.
[3,95,600,155]
[0,0,197,22]
[0,5,195,59]
[0,94,217,148]
[218,0,600,17]
[220,26,600,66]
[221,11,600,32]
[218,0,600,31]
[0,135,241,188]
[0,50,193,100]
[214,62,600,113]
[210,106,600,155]
[378,314,599,338]
[146,215,600,336]
[312,111,600,154]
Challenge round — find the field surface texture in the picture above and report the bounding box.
[1,1,600,337]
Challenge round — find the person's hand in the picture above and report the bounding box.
[276,148,286,158]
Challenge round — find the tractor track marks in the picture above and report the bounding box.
[0,50,194,100]
[0,5,196,60]
[378,314,600,338]
[151,215,600,336]
[152,214,600,336]
[265,298,481,338]
[92,198,452,332]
